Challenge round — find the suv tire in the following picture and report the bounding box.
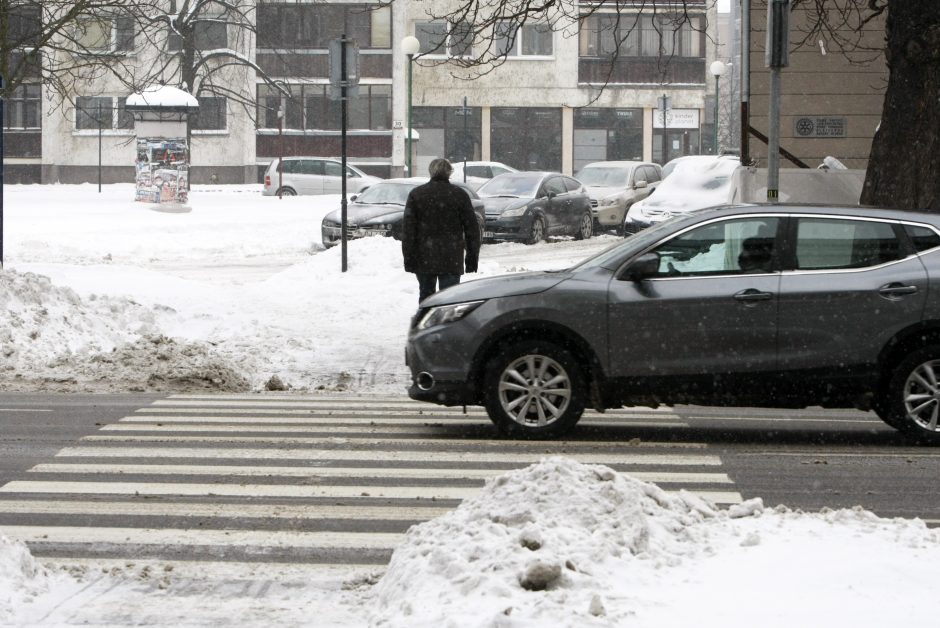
[574,212,593,240]
[483,340,586,438]
[277,187,297,197]
[879,345,940,442]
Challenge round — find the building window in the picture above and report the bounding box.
[490,107,561,171]
[75,97,133,131]
[257,84,391,131]
[3,84,41,130]
[167,21,229,51]
[75,16,135,53]
[256,3,391,49]
[415,20,473,57]
[494,22,553,57]
[413,106,482,164]
[191,97,227,130]
[9,5,42,47]
[579,14,702,59]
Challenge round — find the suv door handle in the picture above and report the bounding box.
[879,283,918,298]
[733,289,773,302]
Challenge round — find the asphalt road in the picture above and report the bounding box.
[0,392,937,566]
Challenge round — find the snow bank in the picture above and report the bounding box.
[372,457,726,626]
[0,268,248,392]
[372,457,940,628]
[0,533,55,623]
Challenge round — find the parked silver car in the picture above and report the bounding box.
[574,161,661,234]
[262,157,381,196]
[406,203,940,442]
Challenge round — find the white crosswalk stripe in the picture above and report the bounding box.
[0,394,743,567]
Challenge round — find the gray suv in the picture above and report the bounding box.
[405,204,940,442]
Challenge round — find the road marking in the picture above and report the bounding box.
[0,408,53,412]
[135,406,684,420]
[0,525,403,550]
[55,446,722,465]
[103,421,690,433]
[0,499,452,520]
[0,480,742,504]
[79,434,707,448]
[118,415,688,427]
[28,463,734,485]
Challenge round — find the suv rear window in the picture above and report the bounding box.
[905,224,940,253]
[795,218,902,270]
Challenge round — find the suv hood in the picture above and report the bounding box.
[421,271,570,306]
[585,185,626,200]
[324,203,404,225]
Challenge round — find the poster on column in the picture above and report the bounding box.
[135,138,190,205]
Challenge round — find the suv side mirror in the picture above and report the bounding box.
[622,253,660,281]
[349,194,358,202]
[634,180,648,189]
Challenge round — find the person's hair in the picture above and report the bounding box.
[428,158,453,179]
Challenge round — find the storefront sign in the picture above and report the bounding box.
[653,109,700,129]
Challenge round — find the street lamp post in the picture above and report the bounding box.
[400,36,420,176]
[709,60,727,155]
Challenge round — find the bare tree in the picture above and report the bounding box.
[794,0,939,210]
[1,0,144,101]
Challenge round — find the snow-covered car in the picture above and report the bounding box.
[321,178,484,247]
[574,161,662,234]
[624,156,741,234]
[449,161,518,190]
[262,157,381,196]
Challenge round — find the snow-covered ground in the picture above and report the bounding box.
[2,184,940,626]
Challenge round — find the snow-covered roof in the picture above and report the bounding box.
[125,86,199,111]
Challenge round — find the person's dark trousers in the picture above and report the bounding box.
[417,273,461,302]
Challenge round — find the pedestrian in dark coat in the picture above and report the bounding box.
[402,158,481,302]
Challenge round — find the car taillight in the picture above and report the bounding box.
[264,175,271,187]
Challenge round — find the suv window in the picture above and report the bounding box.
[324,161,343,177]
[905,224,940,253]
[650,217,780,277]
[795,218,902,270]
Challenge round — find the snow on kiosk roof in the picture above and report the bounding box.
[125,85,199,112]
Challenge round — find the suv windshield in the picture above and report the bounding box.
[576,167,629,187]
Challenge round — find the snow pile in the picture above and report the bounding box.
[372,457,727,626]
[0,533,55,623]
[0,268,248,392]
[372,457,940,628]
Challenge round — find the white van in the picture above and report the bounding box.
[262,157,381,196]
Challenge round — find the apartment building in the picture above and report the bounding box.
[3,0,721,184]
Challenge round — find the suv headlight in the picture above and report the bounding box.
[599,196,622,207]
[501,206,528,217]
[417,300,484,330]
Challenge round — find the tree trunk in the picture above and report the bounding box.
[862,2,940,211]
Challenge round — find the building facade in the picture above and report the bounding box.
[4,0,723,184]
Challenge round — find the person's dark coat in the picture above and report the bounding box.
[401,175,481,275]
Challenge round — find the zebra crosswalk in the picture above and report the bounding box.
[0,394,742,566]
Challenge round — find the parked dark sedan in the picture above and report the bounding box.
[321,178,484,247]
[406,203,940,442]
[478,172,594,244]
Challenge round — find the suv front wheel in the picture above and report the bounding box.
[483,340,586,438]
[879,345,940,442]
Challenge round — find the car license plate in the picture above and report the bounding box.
[483,231,494,238]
